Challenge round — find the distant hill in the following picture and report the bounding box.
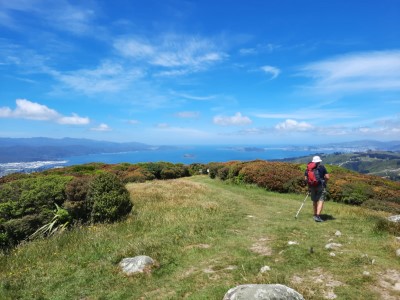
[0,137,154,163]
[280,150,400,181]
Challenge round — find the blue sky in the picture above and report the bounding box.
[0,0,399,145]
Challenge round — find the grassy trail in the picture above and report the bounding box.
[0,176,399,299]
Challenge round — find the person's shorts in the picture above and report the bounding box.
[309,185,327,202]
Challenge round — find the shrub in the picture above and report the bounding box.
[86,172,133,223]
[340,182,374,205]
[64,176,91,220]
[0,175,72,249]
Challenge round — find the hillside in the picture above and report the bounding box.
[280,151,400,181]
[1,177,399,299]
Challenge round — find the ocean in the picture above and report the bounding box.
[63,145,329,166]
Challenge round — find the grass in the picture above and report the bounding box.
[1,176,400,299]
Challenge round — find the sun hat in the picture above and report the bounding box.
[312,156,322,163]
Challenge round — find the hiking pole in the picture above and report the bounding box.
[295,192,309,219]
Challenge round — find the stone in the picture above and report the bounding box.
[396,249,400,257]
[119,255,156,275]
[260,266,271,273]
[223,284,304,300]
[363,271,370,276]
[288,241,299,245]
[325,243,342,250]
[335,231,342,237]
[387,215,400,223]
[329,252,336,257]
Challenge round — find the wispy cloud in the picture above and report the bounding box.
[213,112,252,126]
[260,65,281,79]
[0,0,96,35]
[114,34,228,76]
[239,43,280,56]
[0,99,89,125]
[170,91,217,101]
[254,108,357,120]
[54,61,144,94]
[300,50,400,93]
[91,123,111,131]
[175,111,200,118]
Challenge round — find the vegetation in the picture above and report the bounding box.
[1,177,399,299]
[207,160,400,214]
[282,150,400,181]
[1,159,399,251]
[0,162,204,250]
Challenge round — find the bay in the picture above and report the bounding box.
[63,145,331,166]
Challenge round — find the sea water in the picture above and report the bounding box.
[62,145,329,166]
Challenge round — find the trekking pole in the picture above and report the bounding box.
[295,192,309,219]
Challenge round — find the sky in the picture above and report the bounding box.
[0,0,399,145]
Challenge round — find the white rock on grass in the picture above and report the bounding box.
[223,284,305,300]
[329,252,336,257]
[387,215,400,222]
[396,249,400,257]
[260,266,271,273]
[288,241,299,245]
[119,255,156,275]
[335,231,342,237]
[325,243,342,250]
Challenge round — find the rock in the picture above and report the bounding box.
[223,284,304,300]
[387,215,400,223]
[335,231,342,237]
[288,241,299,245]
[260,266,271,273]
[329,252,336,257]
[119,255,156,275]
[396,237,400,243]
[396,249,400,257]
[363,271,370,276]
[325,243,342,250]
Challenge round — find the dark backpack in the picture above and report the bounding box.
[306,162,321,187]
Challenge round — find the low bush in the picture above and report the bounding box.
[86,172,133,223]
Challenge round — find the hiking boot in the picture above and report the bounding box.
[314,215,324,222]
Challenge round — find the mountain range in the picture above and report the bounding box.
[0,137,399,163]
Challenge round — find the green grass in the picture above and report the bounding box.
[1,176,400,299]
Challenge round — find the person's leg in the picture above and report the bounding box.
[313,200,318,216]
[314,187,326,222]
[316,200,324,216]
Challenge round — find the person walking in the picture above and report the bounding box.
[305,156,329,222]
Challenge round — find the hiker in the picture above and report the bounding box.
[305,156,329,222]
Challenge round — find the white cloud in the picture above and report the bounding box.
[275,119,313,131]
[1,98,59,120]
[128,119,140,125]
[114,34,227,75]
[300,50,400,93]
[261,65,281,79]
[57,113,90,125]
[91,123,111,131]
[0,99,89,125]
[213,112,252,126]
[175,111,200,118]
